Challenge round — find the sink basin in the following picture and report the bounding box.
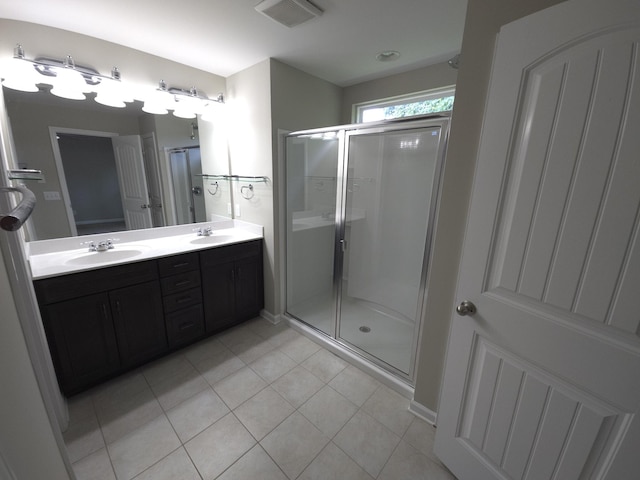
[190,234,236,245]
[64,248,149,265]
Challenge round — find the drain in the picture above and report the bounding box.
[359,326,371,333]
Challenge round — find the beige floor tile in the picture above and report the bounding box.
[107,415,180,480]
[195,347,245,386]
[403,417,443,466]
[297,442,374,480]
[260,412,329,479]
[91,372,148,414]
[264,325,301,348]
[298,385,358,438]
[248,349,296,383]
[142,354,195,386]
[217,324,262,350]
[72,447,116,480]
[328,365,380,406]
[213,366,267,409]
[64,411,105,463]
[216,444,288,480]
[185,413,256,480]
[301,349,348,383]
[362,385,414,436]
[166,388,230,442]
[378,440,457,480]
[233,336,276,364]
[182,336,228,365]
[234,386,295,440]
[151,368,210,411]
[278,335,321,363]
[333,410,401,478]
[271,365,324,408]
[132,447,200,480]
[97,387,164,445]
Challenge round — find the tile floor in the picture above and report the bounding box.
[64,317,457,480]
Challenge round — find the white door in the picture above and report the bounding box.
[112,135,153,230]
[141,133,165,227]
[434,1,640,479]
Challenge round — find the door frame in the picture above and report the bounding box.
[48,127,118,236]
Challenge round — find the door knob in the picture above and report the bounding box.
[456,300,477,316]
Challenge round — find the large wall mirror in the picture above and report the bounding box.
[3,86,231,241]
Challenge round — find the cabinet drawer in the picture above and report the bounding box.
[166,305,204,349]
[162,287,202,313]
[35,260,158,304]
[157,252,200,276]
[200,240,262,268]
[160,270,201,295]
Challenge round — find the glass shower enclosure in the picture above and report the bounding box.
[285,116,449,381]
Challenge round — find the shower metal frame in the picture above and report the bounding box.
[284,114,450,385]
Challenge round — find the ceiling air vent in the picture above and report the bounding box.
[255,0,323,28]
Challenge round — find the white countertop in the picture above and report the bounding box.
[28,220,263,280]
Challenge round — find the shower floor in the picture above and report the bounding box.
[287,294,415,375]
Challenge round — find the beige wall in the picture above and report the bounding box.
[412,0,567,412]
[341,62,458,124]
[270,59,342,315]
[225,59,277,313]
[0,248,70,479]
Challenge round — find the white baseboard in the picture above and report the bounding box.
[409,400,437,426]
[259,310,282,325]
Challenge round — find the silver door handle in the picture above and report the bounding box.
[141,204,151,209]
[456,301,477,316]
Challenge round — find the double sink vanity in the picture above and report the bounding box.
[27,221,264,396]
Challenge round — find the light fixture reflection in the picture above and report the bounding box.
[1,45,40,92]
[49,56,90,100]
[142,81,172,115]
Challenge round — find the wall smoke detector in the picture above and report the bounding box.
[255,0,323,28]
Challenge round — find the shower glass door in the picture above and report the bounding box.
[285,117,448,381]
[338,125,443,374]
[285,132,341,337]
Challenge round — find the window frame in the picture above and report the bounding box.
[353,86,455,123]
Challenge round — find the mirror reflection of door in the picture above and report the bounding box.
[57,133,126,236]
[169,147,206,225]
[54,131,153,236]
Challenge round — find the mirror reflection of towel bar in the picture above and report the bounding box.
[240,184,254,199]
[0,185,36,231]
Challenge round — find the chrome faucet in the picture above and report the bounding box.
[197,226,213,236]
[88,239,114,252]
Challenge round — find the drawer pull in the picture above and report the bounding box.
[172,262,190,268]
[175,280,191,287]
[176,296,193,304]
[179,322,195,331]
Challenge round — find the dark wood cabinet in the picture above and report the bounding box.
[158,252,204,349]
[35,239,263,395]
[201,240,264,334]
[41,293,120,395]
[110,281,166,368]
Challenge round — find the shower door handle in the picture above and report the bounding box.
[340,239,347,252]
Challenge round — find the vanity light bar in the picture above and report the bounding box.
[1,44,225,116]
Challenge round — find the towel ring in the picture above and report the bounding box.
[240,184,254,199]
[207,181,219,196]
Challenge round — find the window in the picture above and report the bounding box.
[354,87,455,123]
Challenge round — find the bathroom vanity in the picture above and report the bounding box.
[29,224,263,396]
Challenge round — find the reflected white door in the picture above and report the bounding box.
[111,135,152,230]
[435,1,640,479]
[141,133,165,228]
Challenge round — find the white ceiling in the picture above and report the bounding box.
[0,0,467,87]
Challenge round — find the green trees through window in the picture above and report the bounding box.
[356,88,455,123]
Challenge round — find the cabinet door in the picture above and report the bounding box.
[42,293,120,395]
[235,256,263,321]
[110,281,167,368]
[202,260,235,333]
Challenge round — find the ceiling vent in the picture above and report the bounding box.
[255,0,323,28]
